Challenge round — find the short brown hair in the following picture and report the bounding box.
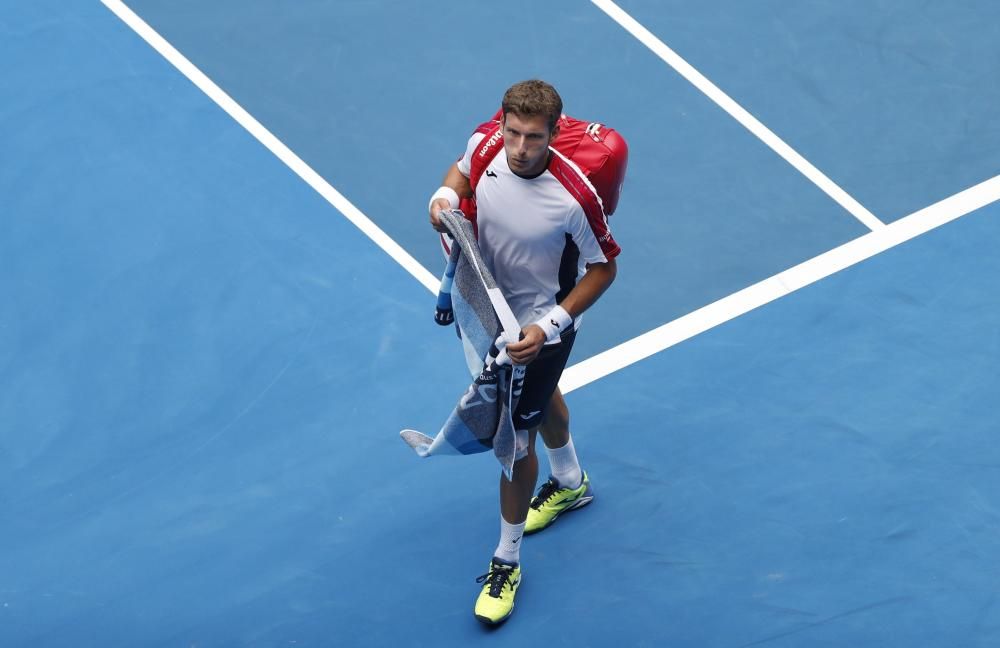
[502,80,563,132]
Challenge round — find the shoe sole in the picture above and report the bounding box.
[475,611,512,626]
[523,493,594,535]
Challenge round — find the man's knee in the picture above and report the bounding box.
[544,389,570,431]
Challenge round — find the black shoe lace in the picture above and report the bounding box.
[476,562,513,598]
[529,478,560,510]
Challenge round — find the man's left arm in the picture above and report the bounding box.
[557,258,617,321]
[506,258,617,365]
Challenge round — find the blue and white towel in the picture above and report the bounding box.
[400,210,527,479]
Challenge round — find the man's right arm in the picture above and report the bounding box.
[429,164,472,233]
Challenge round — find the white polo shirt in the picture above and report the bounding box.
[457,131,621,329]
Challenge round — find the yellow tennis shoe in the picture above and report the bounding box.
[524,472,594,535]
[474,558,521,625]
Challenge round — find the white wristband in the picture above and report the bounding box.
[534,305,573,343]
[429,186,460,213]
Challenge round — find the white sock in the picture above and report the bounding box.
[494,516,526,565]
[546,436,582,489]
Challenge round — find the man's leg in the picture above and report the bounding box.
[475,335,575,624]
[539,387,570,447]
[538,388,582,488]
[474,431,537,626]
[499,429,540,528]
[526,388,593,534]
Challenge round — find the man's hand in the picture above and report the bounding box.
[429,199,451,233]
[428,167,472,233]
[506,325,546,365]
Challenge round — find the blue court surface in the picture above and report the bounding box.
[2,1,998,646]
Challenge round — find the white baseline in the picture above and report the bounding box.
[560,174,1000,394]
[591,0,885,232]
[101,0,439,294]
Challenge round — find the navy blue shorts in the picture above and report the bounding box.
[513,328,577,429]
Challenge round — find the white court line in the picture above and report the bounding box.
[101,0,439,294]
[591,0,886,232]
[105,0,997,397]
[560,174,1000,394]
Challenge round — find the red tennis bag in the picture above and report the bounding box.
[460,108,629,221]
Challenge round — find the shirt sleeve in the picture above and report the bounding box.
[456,132,487,177]
[568,201,621,265]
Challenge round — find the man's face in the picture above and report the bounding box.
[502,112,556,177]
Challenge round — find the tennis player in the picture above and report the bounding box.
[428,80,621,625]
